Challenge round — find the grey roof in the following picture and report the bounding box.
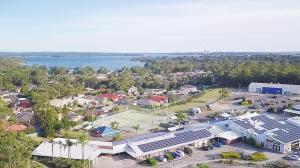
[15,112,34,123]
[234,114,300,144]
[138,129,211,153]
[112,131,167,145]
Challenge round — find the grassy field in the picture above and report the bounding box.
[153,88,222,114]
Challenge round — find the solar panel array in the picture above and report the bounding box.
[138,129,211,153]
[233,120,253,129]
[248,115,300,143]
[233,119,266,134]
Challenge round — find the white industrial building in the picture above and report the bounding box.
[249,82,300,95]
[33,113,300,163]
[227,113,300,153]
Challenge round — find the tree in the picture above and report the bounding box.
[0,131,35,168]
[175,112,187,125]
[97,67,109,74]
[79,134,88,167]
[146,157,157,166]
[57,140,63,157]
[111,106,122,113]
[65,139,75,160]
[184,147,193,155]
[219,88,230,99]
[48,136,55,163]
[196,163,210,168]
[39,107,58,137]
[132,124,141,135]
[112,133,122,141]
[0,98,12,119]
[110,121,119,130]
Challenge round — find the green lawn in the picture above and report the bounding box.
[153,88,221,114]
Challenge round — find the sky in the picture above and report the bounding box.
[0,0,300,52]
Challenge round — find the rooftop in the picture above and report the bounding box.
[233,113,300,144]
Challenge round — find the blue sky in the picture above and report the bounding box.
[0,0,300,52]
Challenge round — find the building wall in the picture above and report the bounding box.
[249,83,300,95]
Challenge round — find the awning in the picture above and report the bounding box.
[216,131,241,141]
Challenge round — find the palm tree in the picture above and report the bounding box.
[132,124,140,135]
[48,136,55,163]
[175,112,187,126]
[57,140,63,157]
[66,139,75,160]
[110,120,119,130]
[79,134,88,167]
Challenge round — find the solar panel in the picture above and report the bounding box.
[138,129,212,152]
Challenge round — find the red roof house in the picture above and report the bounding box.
[5,124,27,132]
[149,95,168,103]
[97,94,120,102]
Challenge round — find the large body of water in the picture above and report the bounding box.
[23,56,145,70]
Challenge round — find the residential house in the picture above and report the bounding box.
[5,124,27,132]
[144,89,167,96]
[50,96,95,108]
[95,74,108,80]
[12,98,33,113]
[149,95,168,104]
[97,94,120,102]
[115,91,126,98]
[99,105,113,113]
[67,112,83,122]
[166,90,188,102]
[128,86,139,96]
[180,85,197,94]
[114,99,130,109]
[15,111,34,125]
[137,99,161,107]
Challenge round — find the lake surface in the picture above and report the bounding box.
[23,56,144,70]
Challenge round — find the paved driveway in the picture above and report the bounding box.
[94,142,299,168]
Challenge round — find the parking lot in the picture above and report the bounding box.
[95,142,300,168]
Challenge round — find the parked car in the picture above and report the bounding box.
[181,120,191,125]
[287,155,300,161]
[202,145,213,151]
[157,155,167,162]
[213,143,222,147]
[171,152,180,158]
[175,150,185,157]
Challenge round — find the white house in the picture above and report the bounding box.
[180,85,197,94]
[128,86,139,95]
[50,96,95,108]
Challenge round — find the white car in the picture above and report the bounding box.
[157,155,167,162]
[175,150,185,157]
[287,155,300,161]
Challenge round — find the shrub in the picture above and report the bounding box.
[255,143,262,149]
[196,163,210,168]
[165,152,174,160]
[240,100,252,106]
[146,157,157,166]
[112,133,122,141]
[249,152,266,161]
[264,160,291,168]
[184,147,193,155]
[245,137,257,146]
[267,107,277,113]
[220,151,241,159]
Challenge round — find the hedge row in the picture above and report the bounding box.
[220,151,241,159]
